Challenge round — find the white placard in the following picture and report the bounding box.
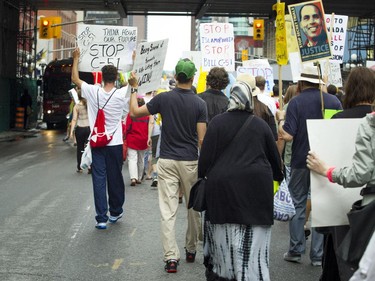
[68,88,79,105]
[289,52,342,86]
[200,23,235,71]
[239,59,275,93]
[133,39,169,95]
[76,24,137,72]
[307,119,363,227]
[325,14,348,63]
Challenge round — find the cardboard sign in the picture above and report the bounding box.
[199,23,235,71]
[307,119,363,227]
[239,59,275,93]
[288,0,332,63]
[77,24,137,72]
[133,39,168,95]
[325,14,348,63]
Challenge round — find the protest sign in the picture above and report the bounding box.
[307,119,363,227]
[325,14,348,63]
[288,0,331,63]
[133,39,168,95]
[273,2,288,65]
[289,52,342,86]
[239,59,275,93]
[200,23,235,71]
[76,24,137,72]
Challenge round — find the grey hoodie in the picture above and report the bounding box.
[333,112,375,188]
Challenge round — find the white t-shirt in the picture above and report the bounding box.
[81,82,129,146]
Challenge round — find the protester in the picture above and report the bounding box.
[309,67,375,281]
[63,97,75,143]
[299,3,328,47]
[237,73,277,140]
[199,80,283,281]
[255,75,277,116]
[199,67,229,122]
[306,108,375,276]
[277,65,342,266]
[20,89,32,130]
[125,97,150,186]
[69,89,90,173]
[333,67,375,119]
[71,47,128,230]
[127,58,207,273]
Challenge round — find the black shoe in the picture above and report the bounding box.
[151,179,158,187]
[305,229,311,240]
[185,248,196,263]
[164,259,178,273]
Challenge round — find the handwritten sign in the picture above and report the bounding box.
[199,23,235,71]
[133,39,168,95]
[273,2,288,65]
[288,0,332,63]
[325,14,348,63]
[77,24,137,72]
[240,59,275,93]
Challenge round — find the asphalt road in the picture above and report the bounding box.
[0,128,322,281]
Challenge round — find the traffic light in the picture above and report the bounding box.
[39,17,51,39]
[253,19,264,41]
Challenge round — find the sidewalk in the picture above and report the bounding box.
[0,128,40,142]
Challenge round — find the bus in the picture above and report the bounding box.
[42,58,94,129]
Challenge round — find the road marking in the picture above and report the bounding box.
[130,228,137,237]
[112,259,123,270]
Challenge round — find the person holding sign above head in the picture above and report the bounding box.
[299,3,328,47]
[127,59,208,274]
[71,47,129,230]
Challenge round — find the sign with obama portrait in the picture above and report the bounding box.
[288,0,332,63]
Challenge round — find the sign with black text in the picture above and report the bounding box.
[133,39,169,95]
[76,24,137,72]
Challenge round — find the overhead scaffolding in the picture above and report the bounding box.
[346,13,375,65]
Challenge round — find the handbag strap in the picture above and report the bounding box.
[205,115,254,176]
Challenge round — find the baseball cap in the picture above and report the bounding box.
[175,59,197,79]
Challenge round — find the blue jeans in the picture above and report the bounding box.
[91,145,125,223]
[288,168,324,262]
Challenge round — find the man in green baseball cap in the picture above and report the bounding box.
[127,58,207,273]
[175,58,197,80]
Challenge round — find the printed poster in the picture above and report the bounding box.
[288,0,331,63]
[325,14,348,63]
[200,23,235,71]
[76,24,137,72]
[307,119,363,227]
[133,39,169,95]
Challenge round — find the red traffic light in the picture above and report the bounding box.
[42,19,49,27]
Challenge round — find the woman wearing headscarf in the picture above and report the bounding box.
[198,80,284,281]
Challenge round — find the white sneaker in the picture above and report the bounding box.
[95,222,107,229]
[109,213,123,223]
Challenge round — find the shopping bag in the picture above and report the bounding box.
[274,179,296,221]
[80,143,92,170]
